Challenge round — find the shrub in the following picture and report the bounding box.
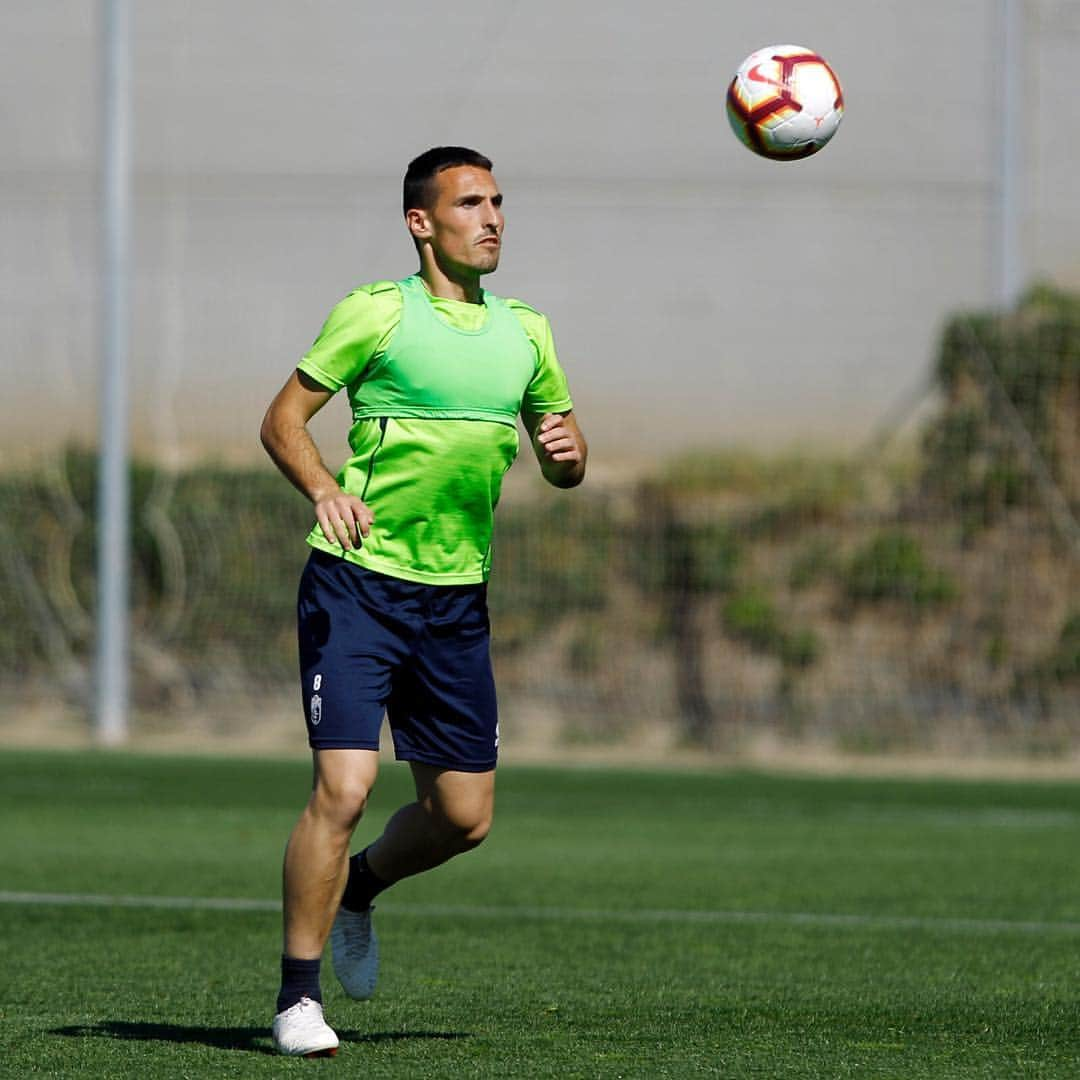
[1051,613,1080,682]
[722,587,821,669]
[920,283,1080,532]
[844,531,955,607]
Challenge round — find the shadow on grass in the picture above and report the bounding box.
[51,1021,472,1055]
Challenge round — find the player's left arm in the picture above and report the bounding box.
[510,301,586,487]
[522,409,587,489]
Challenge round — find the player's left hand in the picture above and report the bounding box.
[532,411,587,488]
[534,412,584,463]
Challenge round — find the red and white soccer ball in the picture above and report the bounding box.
[726,45,844,160]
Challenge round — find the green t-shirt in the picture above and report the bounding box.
[297,275,573,584]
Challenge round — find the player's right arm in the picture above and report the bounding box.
[260,369,373,551]
[261,283,398,550]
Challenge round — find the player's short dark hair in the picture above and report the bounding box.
[403,146,493,214]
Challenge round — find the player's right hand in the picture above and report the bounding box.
[313,490,373,551]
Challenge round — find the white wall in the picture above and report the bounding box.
[2,1,1077,466]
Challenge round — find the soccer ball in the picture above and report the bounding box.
[726,45,844,160]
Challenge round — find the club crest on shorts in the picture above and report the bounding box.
[313,669,324,730]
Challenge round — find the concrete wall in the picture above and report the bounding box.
[3,1,1078,467]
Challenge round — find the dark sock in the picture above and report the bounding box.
[341,847,391,912]
[276,955,322,1014]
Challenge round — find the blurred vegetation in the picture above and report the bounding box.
[843,531,955,608]
[721,587,819,669]
[487,492,613,651]
[788,538,838,590]
[920,282,1080,538]
[1,287,1077,749]
[0,448,312,701]
[1015,611,1080,702]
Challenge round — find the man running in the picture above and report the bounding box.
[260,146,587,1056]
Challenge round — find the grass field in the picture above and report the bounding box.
[2,749,1079,1078]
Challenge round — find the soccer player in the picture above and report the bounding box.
[260,146,587,1057]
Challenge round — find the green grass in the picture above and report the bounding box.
[2,750,1079,1077]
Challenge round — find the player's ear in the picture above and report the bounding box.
[405,207,430,241]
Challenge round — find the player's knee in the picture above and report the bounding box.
[441,806,492,853]
[461,813,492,850]
[312,775,372,830]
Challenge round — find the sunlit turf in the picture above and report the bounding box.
[2,749,1079,1077]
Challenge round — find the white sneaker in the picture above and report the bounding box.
[272,996,339,1057]
[330,905,379,1000]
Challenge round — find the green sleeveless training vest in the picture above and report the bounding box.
[350,275,536,426]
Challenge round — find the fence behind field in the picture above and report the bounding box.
[3,289,1077,756]
[5,3,1080,757]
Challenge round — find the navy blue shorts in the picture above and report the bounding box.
[297,549,498,772]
